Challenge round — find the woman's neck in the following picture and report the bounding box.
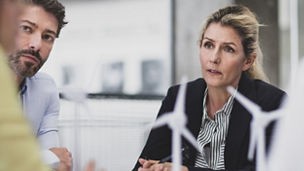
[206,86,231,119]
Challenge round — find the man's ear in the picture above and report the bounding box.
[242,53,256,71]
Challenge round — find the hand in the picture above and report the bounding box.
[50,147,72,171]
[138,158,159,169]
[138,158,188,171]
[83,161,106,171]
[83,161,96,171]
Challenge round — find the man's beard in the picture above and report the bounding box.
[8,49,45,78]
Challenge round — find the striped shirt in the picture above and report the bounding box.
[194,88,235,170]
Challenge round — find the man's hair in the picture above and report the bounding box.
[24,0,67,37]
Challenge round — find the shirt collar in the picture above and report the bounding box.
[202,88,210,120]
[19,78,28,95]
[202,87,236,120]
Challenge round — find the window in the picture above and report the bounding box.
[43,0,173,97]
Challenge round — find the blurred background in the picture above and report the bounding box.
[40,0,304,170]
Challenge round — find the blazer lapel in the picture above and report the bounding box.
[185,78,206,138]
[225,74,256,168]
[183,78,206,165]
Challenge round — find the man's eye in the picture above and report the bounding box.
[42,34,55,42]
[204,42,213,49]
[20,25,32,32]
[224,46,235,53]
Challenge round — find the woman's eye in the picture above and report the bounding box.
[20,25,32,32]
[224,46,235,53]
[204,42,213,49]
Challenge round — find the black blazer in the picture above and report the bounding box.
[133,74,286,171]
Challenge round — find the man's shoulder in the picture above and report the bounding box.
[26,72,57,90]
[31,72,54,80]
[28,72,56,84]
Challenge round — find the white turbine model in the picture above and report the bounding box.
[267,58,304,171]
[60,86,92,171]
[59,63,101,171]
[40,87,89,169]
[151,78,199,171]
[227,86,282,171]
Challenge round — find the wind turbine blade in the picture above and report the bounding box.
[172,130,182,171]
[60,87,87,103]
[227,86,260,116]
[151,114,172,130]
[174,77,187,114]
[181,129,200,152]
[266,110,283,121]
[248,122,258,160]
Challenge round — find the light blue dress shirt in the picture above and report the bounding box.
[20,72,60,150]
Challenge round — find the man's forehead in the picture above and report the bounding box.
[19,4,58,34]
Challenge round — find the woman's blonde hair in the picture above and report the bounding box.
[199,5,269,82]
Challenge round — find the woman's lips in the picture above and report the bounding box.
[207,69,222,75]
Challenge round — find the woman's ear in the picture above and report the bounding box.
[242,53,256,71]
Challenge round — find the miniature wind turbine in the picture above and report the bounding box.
[267,59,304,171]
[151,77,199,171]
[40,87,89,170]
[60,86,92,171]
[227,86,282,171]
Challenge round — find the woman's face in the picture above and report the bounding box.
[200,23,253,89]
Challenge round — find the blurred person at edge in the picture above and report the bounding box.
[133,5,286,171]
[0,0,51,170]
[0,1,101,171]
[3,0,72,170]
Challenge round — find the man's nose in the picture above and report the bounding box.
[28,33,42,51]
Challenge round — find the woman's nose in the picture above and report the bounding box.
[209,49,220,64]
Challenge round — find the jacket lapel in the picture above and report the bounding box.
[183,78,206,165]
[185,78,206,138]
[225,74,256,168]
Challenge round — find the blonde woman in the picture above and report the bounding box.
[133,5,286,171]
